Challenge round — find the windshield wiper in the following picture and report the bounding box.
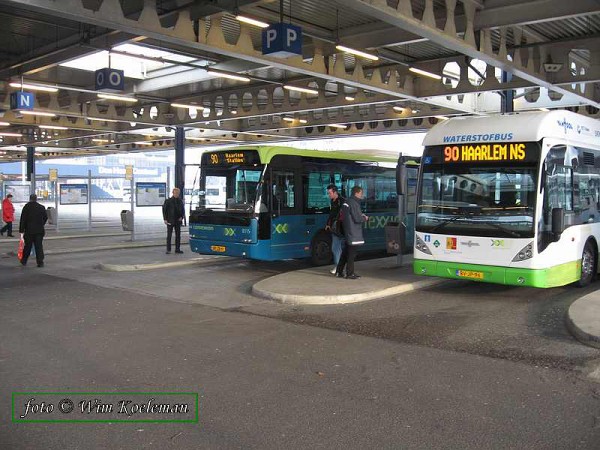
[429,215,465,233]
[477,221,522,238]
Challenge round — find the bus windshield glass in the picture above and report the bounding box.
[417,143,540,238]
[197,150,264,212]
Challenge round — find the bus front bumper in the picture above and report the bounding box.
[413,258,581,288]
[189,238,272,260]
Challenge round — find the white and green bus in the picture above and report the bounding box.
[414,110,600,288]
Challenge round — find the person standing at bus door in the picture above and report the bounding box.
[19,194,48,267]
[1,193,15,237]
[325,184,345,274]
[335,186,368,279]
[163,187,185,254]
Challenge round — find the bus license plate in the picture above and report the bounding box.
[456,270,483,279]
[210,245,226,253]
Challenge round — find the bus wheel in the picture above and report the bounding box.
[311,233,332,266]
[577,241,597,287]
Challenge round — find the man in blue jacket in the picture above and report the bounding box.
[335,186,368,279]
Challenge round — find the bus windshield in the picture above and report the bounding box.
[417,156,539,238]
[198,167,263,212]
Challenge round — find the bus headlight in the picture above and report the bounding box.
[512,242,534,262]
[415,235,432,255]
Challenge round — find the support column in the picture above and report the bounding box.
[175,126,185,203]
[26,146,35,196]
[501,71,514,113]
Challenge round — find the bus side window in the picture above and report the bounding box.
[272,170,296,213]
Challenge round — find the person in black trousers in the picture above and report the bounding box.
[336,186,369,279]
[19,194,48,267]
[162,187,185,254]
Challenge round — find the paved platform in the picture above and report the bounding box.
[252,256,446,304]
[567,291,600,349]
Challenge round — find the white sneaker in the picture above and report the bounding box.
[330,267,337,274]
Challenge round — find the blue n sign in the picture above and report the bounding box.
[10,91,35,110]
[262,23,302,58]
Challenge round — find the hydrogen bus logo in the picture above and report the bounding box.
[557,118,573,134]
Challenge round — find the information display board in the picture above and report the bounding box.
[4,184,30,203]
[136,182,167,207]
[60,184,89,205]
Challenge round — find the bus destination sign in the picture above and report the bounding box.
[203,151,260,166]
[425,142,539,164]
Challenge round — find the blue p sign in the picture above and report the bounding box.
[95,68,125,92]
[262,23,303,58]
[10,91,35,110]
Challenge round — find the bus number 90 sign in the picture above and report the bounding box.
[444,146,460,162]
[210,154,220,164]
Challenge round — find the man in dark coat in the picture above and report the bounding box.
[162,187,185,254]
[19,194,48,267]
[335,186,368,279]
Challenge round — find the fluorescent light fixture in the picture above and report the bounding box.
[393,106,405,113]
[327,123,348,129]
[86,116,119,123]
[284,85,319,95]
[409,67,442,80]
[19,110,56,117]
[335,45,379,61]
[92,138,110,143]
[9,82,59,93]
[345,96,355,101]
[97,93,138,103]
[134,141,153,146]
[231,110,238,115]
[539,108,550,112]
[435,115,448,120]
[235,15,269,28]
[0,132,22,137]
[39,125,68,130]
[412,109,419,114]
[283,117,295,123]
[171,103,204,110]
[0,121,10,126]
[206,68,251,82]
[298,119,308,124]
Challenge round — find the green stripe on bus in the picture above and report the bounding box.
[413,259,582,288]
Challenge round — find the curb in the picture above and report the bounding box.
[3,241,190,256]
[251,277,446,305]
[565,295,600,349]
[96,256,226,272]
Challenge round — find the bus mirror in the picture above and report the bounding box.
[551,207,565,237]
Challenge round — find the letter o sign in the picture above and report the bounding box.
[109,71,121,88]
[96,71,105,87]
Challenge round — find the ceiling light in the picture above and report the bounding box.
[92,138,110,143]
[97,93,138,103]
[134,141,153,146]
[345,96,355,101]
[298,119,308,124]
[87,116,119,123]
[284,85,319,95]
[0,132,22,137]
[9,82,59,93]
[434,115,448,120]
[171,103,204,110]
[327,124,348,129]
[412,109,419,114]
[539,108,550,112]
[19,110,56,117]
[335,45,379,61]
[0,121,10,126]
[206,68,251,82]
[393,106,405,113]
[235,15,269,28]
[39,125,68,130]
[231,110,238,115]
[283,117,295,123]
[409,67,442,80]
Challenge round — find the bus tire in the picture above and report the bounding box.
[577,240,597,287]
[311,232,332,266]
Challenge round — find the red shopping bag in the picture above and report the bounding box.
[17,235,24,261]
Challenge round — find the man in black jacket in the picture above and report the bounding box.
[19,194,48,267]
[335,186,368,279]
[162,187,185,254]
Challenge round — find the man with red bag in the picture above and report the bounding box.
[1,193,15,237]
[19,194,48,267]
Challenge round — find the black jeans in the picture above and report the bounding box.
[1,221,12,235]
[22,233,44,265]
[336,244,358,276]
[166,222,181,252]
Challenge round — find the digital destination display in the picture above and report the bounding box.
[425,143,539,164]
[203,151,260,166]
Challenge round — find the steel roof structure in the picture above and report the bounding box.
[0,0,598,161]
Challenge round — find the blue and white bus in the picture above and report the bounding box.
[189,146,417,264]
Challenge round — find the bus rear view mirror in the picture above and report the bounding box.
[551,207,565,238]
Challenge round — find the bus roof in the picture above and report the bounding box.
[210,146,399,164]
[422,111,600,147]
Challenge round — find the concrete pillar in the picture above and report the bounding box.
[175,126,185,202]
[26,146,35,196]
[501,71,514,113]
